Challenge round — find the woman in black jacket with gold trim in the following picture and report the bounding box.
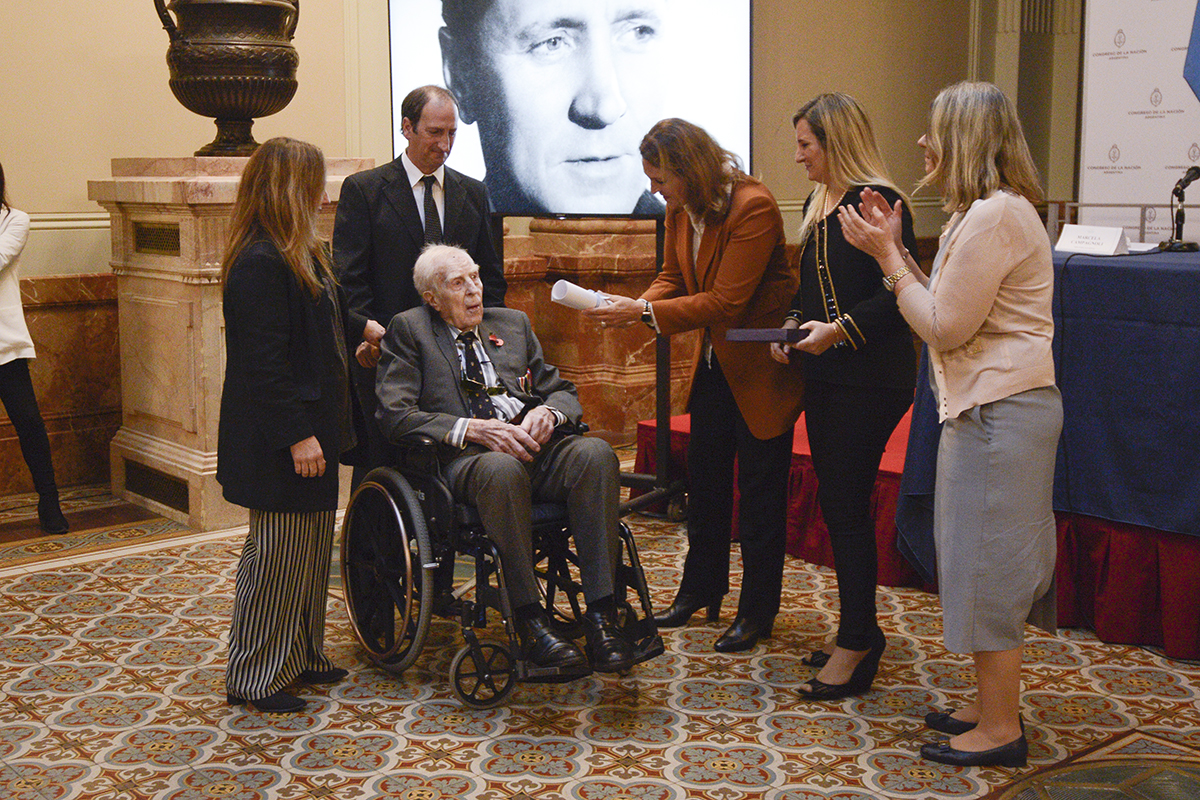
[218,138,355,714]
[771,94,916,700]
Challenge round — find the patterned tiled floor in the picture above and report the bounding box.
[1,496,1199,799]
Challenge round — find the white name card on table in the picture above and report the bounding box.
[1055,224,1129,256]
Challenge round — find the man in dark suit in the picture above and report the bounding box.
[333,85,506,482]
[374,244,633,674]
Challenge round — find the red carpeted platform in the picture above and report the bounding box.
[635,410,927,591]
[635,412,1200,660]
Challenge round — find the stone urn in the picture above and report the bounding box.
[154,0,300,156]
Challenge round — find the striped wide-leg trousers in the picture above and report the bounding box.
[226,509,336,700]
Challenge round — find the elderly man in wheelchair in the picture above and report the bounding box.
[363,243,647,686]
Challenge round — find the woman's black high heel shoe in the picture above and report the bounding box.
[798,628,886,701]
[801,648,832,668]
[653,593,722,628]
[714,615,775,653]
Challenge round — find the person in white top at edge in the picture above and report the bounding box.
[0,160,68,535]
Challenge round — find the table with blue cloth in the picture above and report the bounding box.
[897,249,1200,660]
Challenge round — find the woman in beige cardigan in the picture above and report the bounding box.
[840,82,1061,768]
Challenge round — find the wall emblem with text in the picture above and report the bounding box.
[1109,145,1121,163]
[1114,29,1126,48]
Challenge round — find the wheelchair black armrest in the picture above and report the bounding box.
[394,434,444,474]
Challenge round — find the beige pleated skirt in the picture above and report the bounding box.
[934,385,1063,653]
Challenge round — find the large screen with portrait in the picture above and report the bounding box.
[389,0,752,217]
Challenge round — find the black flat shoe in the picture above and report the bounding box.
[920,733,1028,768]
[924,710,977,735]
[798,628,885,701]
[583,608,634,673]
[925,711,1024,736]
[653,593,722,628]
[714,615,774,653]
[801,649,832,668]
[227,690,306,713]
[299,667,348,684]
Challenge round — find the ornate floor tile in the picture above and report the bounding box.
[568,776,684,800]
[367,770,485,799]
[1,504,1199,800]
[858,749,998,797]
[0,758,104,800]
[666,742,783,790]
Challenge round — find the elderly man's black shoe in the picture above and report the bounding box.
[583,609,634,673]
[519,614,587,670]
[714,615,774,653]
[920,733,1028,767]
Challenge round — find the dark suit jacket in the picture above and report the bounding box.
[333,158,506,340]
[788,185,917,391]
[375,306,581,464]
[217,240,354,512]
[642,178,804,441]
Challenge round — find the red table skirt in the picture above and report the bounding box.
[635,412,1200,661]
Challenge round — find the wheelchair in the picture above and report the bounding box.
[339,434,664,708]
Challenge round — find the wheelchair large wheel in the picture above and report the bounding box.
[450,641,515,708]
[340,467,434,674]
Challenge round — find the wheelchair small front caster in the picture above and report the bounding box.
[450,641,515,708]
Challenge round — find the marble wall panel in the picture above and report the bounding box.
[118,289,198,437]
[0,275,120,495]
[502,220,698,445]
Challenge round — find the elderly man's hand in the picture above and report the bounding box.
[519,405,557,445]
[465,418,541,461]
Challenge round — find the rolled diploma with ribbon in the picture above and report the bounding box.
[551,279,605,309]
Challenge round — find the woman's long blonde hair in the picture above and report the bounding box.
[918,81,1043,212]
[793,92,905,245]
[220,137,333,296]
[640,118,748,227]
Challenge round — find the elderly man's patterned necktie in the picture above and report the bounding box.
[457,331,495,419]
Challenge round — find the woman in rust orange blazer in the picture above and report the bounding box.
[587,118,804,652]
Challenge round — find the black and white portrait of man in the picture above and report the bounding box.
[389,0,751,217]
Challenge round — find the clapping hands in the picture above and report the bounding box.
[838,187,904,261]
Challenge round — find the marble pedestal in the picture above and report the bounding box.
[88,157,371,531]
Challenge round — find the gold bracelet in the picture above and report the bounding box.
[882,265,911,292]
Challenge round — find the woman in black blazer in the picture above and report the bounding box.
[770,94,916,700]
[218,138,355,714]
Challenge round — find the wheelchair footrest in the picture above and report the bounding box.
[632,634,666,665]
[517,661,593,683]
[622,617,665,665]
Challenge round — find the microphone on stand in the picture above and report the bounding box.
[1173,166,1200,200]
[1163,166,1200,252]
